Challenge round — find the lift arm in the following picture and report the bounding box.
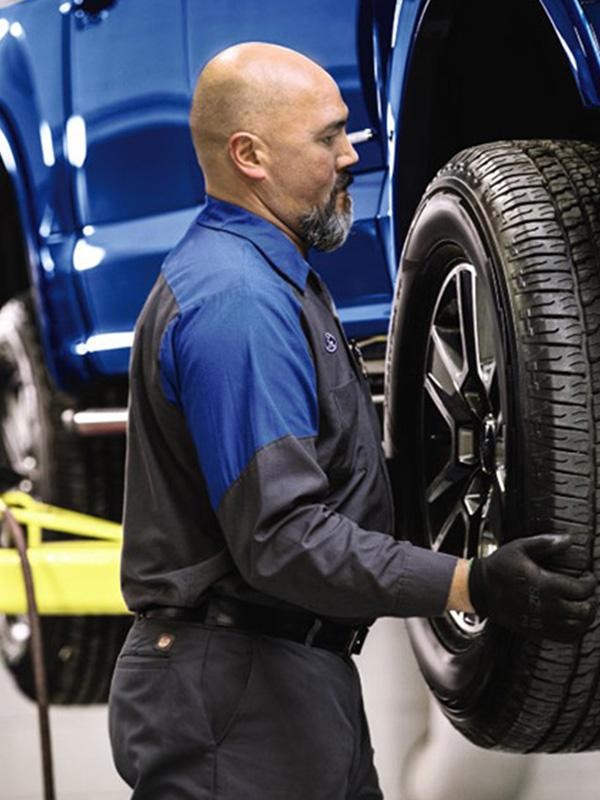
[0,491,129,615]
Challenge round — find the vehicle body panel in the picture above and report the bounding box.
[540,0,600,106]
[0,0,599,390]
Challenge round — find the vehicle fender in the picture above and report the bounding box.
[387,0,600,138]
[538,0,600,107]
[383,0,600,262]
[0,111,83,390]
[0,109,53,367]
[0,20,89,390]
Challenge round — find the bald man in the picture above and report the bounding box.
[108,43,596,799]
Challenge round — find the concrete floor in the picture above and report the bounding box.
[0,658,127,800]
[1,619,599,799]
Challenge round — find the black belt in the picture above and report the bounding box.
[137,597,369,658]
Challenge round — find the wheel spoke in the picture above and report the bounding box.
[424,374,470,430]
[463,472,493,557]
[426,461,472,504]
[429,326,463,397]
[432,499,466,553]
[486,475,505,542]
[457,270,481,374]
[457,268,497,401]
[427,463,475,554]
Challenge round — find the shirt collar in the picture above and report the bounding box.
[196,195,311,292]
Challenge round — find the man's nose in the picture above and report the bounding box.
[337,134,359,170]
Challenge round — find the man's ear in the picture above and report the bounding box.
[228,132,267,180]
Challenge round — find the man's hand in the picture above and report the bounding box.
[467,534,597,642]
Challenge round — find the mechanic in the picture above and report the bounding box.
[108,42,597,799]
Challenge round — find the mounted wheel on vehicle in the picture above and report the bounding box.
[385,139,600,752]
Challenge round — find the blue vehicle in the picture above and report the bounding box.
[1,0,600,752]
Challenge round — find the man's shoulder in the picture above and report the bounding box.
[161,221,292,316]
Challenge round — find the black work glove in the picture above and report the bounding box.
[469,534,597,642]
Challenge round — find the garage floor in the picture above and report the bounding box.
[1,619,599,800]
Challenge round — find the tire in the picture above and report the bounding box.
[0,295,131,704]
[384,140,600,752]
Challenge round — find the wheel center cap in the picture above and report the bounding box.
[480,414,497,475]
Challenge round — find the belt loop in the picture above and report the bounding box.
[347,625,369,657]
[203,597,226,626]
[304,618,323,646]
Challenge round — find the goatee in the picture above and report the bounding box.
[298,172,354,252]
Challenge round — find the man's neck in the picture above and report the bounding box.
[207,189,308,257]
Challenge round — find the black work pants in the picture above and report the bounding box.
[108,617,383,799]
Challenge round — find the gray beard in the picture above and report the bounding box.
[298,189,353,253]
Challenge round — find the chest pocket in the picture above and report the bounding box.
[321,374,369,481]
[331,376,361,431]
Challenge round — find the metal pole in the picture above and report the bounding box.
[3,507,56,800]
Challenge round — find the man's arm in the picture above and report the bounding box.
[446,559,474,612]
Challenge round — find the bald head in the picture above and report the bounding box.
[188,42,358,253]
[190,42,338,180]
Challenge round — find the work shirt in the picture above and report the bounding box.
[121,196,457,620]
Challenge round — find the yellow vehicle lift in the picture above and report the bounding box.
[0,490,128,616]
[0,490,130,800]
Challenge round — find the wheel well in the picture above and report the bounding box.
[0,159,29,308]
[394,0,600,247]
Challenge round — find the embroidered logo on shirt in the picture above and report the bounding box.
[323,332,338,353]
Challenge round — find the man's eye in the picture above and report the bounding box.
[321,135,336,146]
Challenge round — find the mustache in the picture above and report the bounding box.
[335,172,354,192]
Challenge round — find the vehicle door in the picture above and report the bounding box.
[66,0,199,376]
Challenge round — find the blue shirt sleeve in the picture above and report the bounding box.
[159,279,318,511]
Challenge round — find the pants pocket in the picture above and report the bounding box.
[108,658,170,788]
[199,629,255,745]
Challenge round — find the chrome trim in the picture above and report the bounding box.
[347,128,376,146]
[61,408,128,436]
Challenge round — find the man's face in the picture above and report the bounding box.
[259,78,359,252]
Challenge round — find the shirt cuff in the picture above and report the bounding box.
[392,544,459,618]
